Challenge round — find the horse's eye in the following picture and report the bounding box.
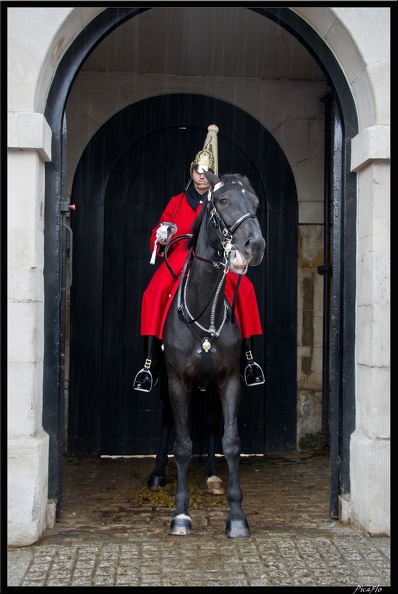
[219,198,228,206]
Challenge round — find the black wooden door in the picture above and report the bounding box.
[68,94,297,456]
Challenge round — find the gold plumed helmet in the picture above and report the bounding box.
[190,124,219,178]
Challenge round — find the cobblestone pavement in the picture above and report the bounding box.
[7,452,391,588]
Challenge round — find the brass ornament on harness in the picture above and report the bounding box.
[223,240,232,255]
[201,338,212,353]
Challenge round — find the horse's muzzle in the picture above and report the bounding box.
[245,236,266,267]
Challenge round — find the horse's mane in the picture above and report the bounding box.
[187,200,207,249]
[187,173,255,250]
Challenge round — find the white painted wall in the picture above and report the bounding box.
[7,6,390,545]
[8,113,51,545]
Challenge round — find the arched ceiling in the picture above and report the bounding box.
[81,7,324,81]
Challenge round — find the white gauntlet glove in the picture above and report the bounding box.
[156,222,177,245]
[150,222,178,264]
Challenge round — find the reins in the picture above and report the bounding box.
[163,232,229,323]
[163,233,193,281]
[163,232,227,336]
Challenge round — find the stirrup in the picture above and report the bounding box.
[133,359,158,392]
[243,358,265,387]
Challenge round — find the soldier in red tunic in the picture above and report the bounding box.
[133,126,265,392]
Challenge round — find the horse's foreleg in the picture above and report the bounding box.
[221,390,250,538]
[169,383,192,536]
[170,433,192,535]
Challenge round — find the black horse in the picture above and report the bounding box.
[154,171,265,537]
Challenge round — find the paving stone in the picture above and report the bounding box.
[7,453,390,588]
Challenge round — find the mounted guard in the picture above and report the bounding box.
[133,125,265,393]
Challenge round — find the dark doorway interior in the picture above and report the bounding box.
[68,94,297,457]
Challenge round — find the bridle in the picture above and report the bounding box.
[206,181,257,261]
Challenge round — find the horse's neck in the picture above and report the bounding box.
[185,226,227,328]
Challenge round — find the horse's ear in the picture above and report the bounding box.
[204,170,220,187]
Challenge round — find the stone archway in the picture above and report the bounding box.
[43,7,358,520]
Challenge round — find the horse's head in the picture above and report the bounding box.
[203,171,266,274]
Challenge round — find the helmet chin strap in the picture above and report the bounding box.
[193,180,211,191]
[185,179,210,193]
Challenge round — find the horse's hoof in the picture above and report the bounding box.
[206,475,225,495]
[225,519,250,538]
[147,475,166,488]
[170,514,192,536]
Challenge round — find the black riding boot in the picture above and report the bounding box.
[133,336,160,393]
[241,338,265,387]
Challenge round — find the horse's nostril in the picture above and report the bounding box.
[246,236,266,253]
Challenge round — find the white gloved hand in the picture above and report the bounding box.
[155,222,177,245]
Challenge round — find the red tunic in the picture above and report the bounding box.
[140,192,263,339]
